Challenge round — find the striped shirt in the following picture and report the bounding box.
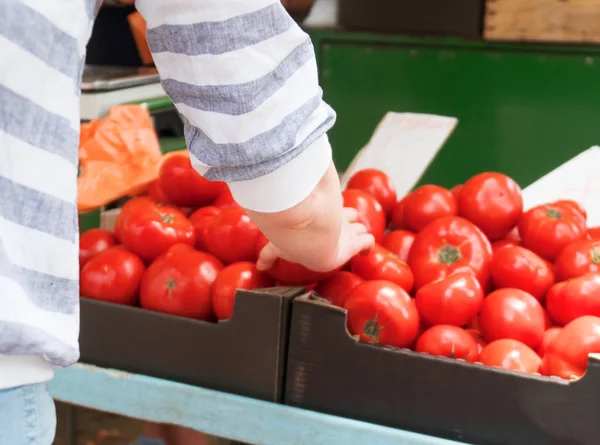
[0,0,334,389]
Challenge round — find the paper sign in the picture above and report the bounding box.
[522,146,600,226]
[341,112,458,198]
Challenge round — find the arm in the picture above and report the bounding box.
[135,0,373,270]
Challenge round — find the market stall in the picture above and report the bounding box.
[60,1,600,444]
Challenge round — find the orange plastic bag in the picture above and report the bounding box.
[77,105,163,212]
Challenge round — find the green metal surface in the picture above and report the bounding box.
[309,30,600,189]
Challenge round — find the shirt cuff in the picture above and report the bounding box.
[228,134,333,213]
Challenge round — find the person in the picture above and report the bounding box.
[0,1,374,444]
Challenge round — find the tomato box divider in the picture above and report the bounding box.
[283,294,600,444]
[79,286,308,403]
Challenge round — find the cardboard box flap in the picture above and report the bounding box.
[522,146,600,226]
[341,112,458,198]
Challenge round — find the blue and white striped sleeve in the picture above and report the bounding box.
[135,0,336,213]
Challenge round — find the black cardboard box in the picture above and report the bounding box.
[338,0,484,38]
[80,287,305,402]
[285,294,600,444]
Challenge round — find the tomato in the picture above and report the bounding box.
[389,197,407,231]
[140,244,223,319]
[415,272,484,327]
[314,271,364,307]
[346,169,397,216]
[504,227,521,243]
[540,316,600,379]
[553,200,587,220]
[211,262,274,320]
[450,184,463,201]
[80,246,145,305]
[351,244,414,293]
[408,216,493,289]
[554,240,600,281]
[116,198,195,263]
[256,234,338,285]
[344,280,420,348]
[402,185,458,232]
[342,189,386,243]
[79,228,117,269]
[479,339,541,374]
[158,154,226,207]
[458,172,522,241]
[479,288,545,349]
[519,201,587,261]
[205,208,260,264]
[546,272,600,326]
[490,246,554,301]
[492,239,519,252]
[465,328,487,354]
[147,180,168,203]
[212,186,239,210]
[114,196,154,242]
[382,230,415,263]
[189,206,221,252]
[466,315,481,332]
[537,327,562,358]
[588,226,600,241]
[415,325,479,362]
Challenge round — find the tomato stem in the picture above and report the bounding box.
[437,244,462,265]
[546,207,562,220]
[591,247,600,264]
[363,310,389,344]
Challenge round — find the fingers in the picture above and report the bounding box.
[256,242,281,271]
[350,222,368,236]
[354,233,376,256]
[343,207,359,223]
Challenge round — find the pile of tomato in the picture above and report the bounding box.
[79,155,600,381]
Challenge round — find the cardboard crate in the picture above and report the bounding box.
[80,287,305,402]
[338,0,484,38]
[485,0,600,44]
[284,293,600,444]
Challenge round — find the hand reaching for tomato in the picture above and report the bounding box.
[256,207,374,273]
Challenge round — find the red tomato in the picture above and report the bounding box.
[553,200,587,220]
[588,226,600,241]
[205,208,260,264]
[342,189,386,243]
[344,280,420,348]
[479,288,545,349]
[537,327,562,358]
[415,272,484,327]
[140,244,223,319]
[540,316,600,379]
[465,328,487,355]
[519,201,587,261]
[211,262,274,320]
[158,154,225,207]
[314,271,365,307]
[554,240,600,281]
[491,246,554,301]
[346,169,397,216]
[79,228,117,269]
[415,325,479,362]
[401,185,458,232]
[479,339,541,374]
[212,186,239,210]
[450,184,463,201]
[189,206,221,252]
[389,196,407,231]
[466,314,481,332]
[116,198,195,263]
[458,172,522,241]
[351,244,414,293]
[147,180,168,203]
[408,216,493,289]
[114,196,154,242]
[80,246,145,305]
[492,239,519,252]
[256,234,338,285]
[546,272,600,326]
[382,230,415,263]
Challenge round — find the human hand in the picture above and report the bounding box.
[256,207,375,272]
